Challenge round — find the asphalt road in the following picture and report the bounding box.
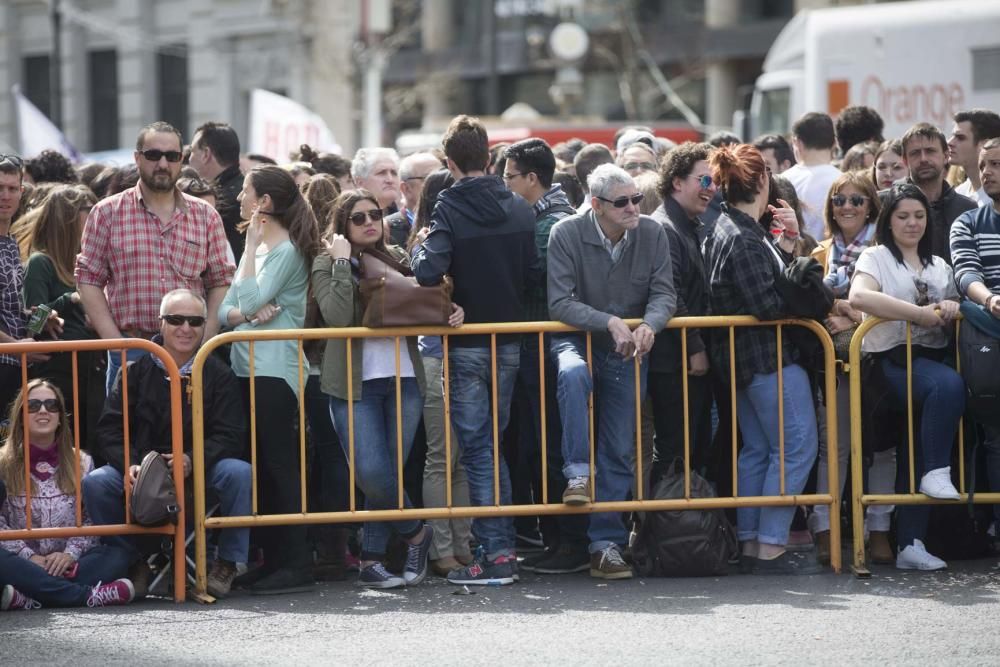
[4,558,1000,665]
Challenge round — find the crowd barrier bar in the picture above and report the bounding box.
[848,316,1000,576]
[191,316,840,595]
[0,338,187,602]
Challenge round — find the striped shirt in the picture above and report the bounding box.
[75,184,234,333]
[0,235,26,366]
[950,204,1000,297]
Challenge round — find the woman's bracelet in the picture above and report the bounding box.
[986,294,998,311]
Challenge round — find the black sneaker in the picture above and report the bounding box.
[403,525,434,586]
[233,562,276,590]
[520,547,557,573]
[249,567,315,595]
[357,562,406,589]
[447,552,517,586]
[752,550,822,576]
[533,543,590,574]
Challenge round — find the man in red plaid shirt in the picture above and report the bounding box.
[75,121,235,392]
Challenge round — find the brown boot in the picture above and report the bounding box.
[869,531,894,564]
[814,530,831,565]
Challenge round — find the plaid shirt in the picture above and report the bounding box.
[75,184,234,333]
[705,203,798,389]
[0,235,26,366]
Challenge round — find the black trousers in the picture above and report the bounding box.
[647,369,713,480]
[240,376,310,570]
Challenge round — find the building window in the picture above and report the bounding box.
[158,49,188,139]
[972,48,1000,91]
[89,50,118,150]
[23,56,52,119]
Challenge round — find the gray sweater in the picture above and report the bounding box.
[547,210,676,344]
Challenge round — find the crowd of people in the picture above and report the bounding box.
[1,103,1000,611]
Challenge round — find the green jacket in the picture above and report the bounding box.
[311,247,426,401]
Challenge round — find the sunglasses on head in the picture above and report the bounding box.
[0,154,24,169]
[596,193,644,208]
[831,193,869,207]
[27,398,60,413]
[161,314,206,327]
[140,149,183,163]
[348,209,384,226]
[913,277,930,307]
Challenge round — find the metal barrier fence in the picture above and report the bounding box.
[0,338,188,602]
[848,316,1000,576]
[190,316,841,595]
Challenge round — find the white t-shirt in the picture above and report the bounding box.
[782,163,842,241]
[955,178,991,208]
[362,337,416,381]
[853,245,958,353]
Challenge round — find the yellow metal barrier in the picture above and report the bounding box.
[191,316,840,594]
[0,338,188,602]
[848,316,1000,576]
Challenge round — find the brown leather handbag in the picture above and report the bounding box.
[358,248,453,327]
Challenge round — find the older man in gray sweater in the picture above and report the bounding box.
[547,163,676,580]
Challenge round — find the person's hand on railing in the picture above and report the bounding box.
[448,303,465,328]
[688,350,709,376]
[608,316,636,358]
[935,300,960,324]
[915,304,945,328]
[632,322,655,359]
[825,315,855,335]
[323,233,352,261]
[16,338,51,363]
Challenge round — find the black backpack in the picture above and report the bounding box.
[632,461,737,577]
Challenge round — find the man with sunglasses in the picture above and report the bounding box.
[75,121,235,394]
[84,289,249,599]
[646,142,715,480]
[547,163,676,580]
[0,154,61,414]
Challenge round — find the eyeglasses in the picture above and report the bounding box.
[831,193,869,207]
[623,162,656,172]
[161,314,206,327]
[694,174,714,189]
[503,172,528,182]
[139,149,183,163]
[913,277,930,307]
[596,193,644,208]
[403,176,428,182]
[27,398,60,413]
[0,154,24,169]
[348,209,385,226]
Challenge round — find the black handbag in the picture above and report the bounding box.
[130,451,180,526]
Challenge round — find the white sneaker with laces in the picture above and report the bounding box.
[919,466,960,500]
[896,539,947,571]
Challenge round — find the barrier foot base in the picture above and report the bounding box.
[189,589,216,605]
[851,565,872,579]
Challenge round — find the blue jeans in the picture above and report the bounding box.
[82,459,252,563]
[552,335,648,553]
[735,364,818,546]
[448,343,520,557]
[0,544,132,607]
[880,356,965,547]
[105,347,150,396]
[329,377,423,560]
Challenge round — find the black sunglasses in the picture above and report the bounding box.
[831,193,869,207]
[140,149,183,163]
[913,277,930,307]
[27,398,61,413]
[0,154,24,169]
[161,314,206,327]
[596,193,644,208]
[348,209,384,226]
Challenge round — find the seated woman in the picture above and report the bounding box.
[849,183,964,571]
[0,380,134,610]
[312,189,463,588]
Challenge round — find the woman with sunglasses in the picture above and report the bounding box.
[312,189,463,588]
[0,380,135,610]
[705,144,821,575]
[808,172,896,564]
[219,165,318,594]
[849,184,963,571]
[19,185,100,449]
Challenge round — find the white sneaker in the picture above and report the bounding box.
[896,539,947,571]
[918,467,960,500]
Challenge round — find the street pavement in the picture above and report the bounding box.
[4,557,1000,665]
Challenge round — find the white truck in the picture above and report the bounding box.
[747,0,1000,141]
